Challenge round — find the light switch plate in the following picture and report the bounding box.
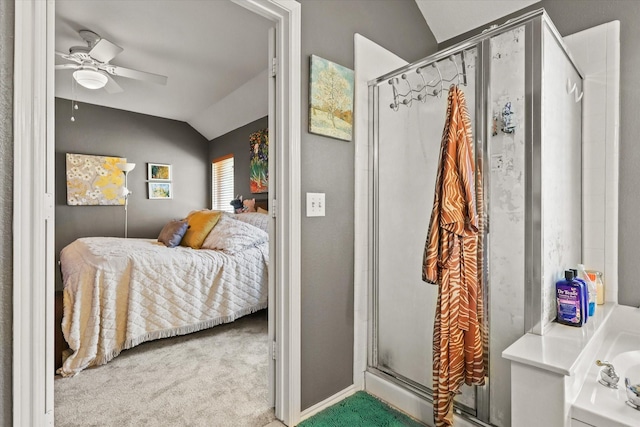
[306,192,325,217]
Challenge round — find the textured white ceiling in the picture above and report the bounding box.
[55,0,538,139]
[55,0,272,133]
[415,0,538,43]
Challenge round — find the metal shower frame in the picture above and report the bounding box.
[367,8,583,425]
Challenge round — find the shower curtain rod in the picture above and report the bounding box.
[370,8,582,88]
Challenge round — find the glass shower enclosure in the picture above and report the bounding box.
[367,9,583,426]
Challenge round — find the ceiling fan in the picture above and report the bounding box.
[55,29,168,93]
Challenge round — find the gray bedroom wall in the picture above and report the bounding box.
[55,98,209,290]
[297,0,437,410]
[208,116,269,208]
[0,0,13,424]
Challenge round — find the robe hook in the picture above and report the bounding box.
[433,62,443,98]
[450,55,462,86]
[415,67,429,103]
[401,74,413,107]
[388,78,400,111]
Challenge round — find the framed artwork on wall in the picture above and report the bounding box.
[309,55,354,141]
[250,129,269,194]
[147,163,172,181]
[148,182,172,199]
[65,153,127,206]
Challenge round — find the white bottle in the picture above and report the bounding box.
[577,264,596,316]
[589,271,605,305]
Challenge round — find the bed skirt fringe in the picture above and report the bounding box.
[59,302,268,377]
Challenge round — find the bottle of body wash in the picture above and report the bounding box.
[556,270,586,327]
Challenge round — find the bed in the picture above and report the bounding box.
[58,211,269,377]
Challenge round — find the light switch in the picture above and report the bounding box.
[306,192,325,217]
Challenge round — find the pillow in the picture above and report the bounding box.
[243,198,256,212]
[235,212,269,233]
[157,219,189,248]
[201,214,268,254]
[180,210,222,249]
[257,207,268,215]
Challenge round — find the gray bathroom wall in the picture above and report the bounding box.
[297,0,437,409]
[535,0,640,308]
[443,1,640,307]
[208,116,269,208]
[55,98,209,290]
[0,0,13,424]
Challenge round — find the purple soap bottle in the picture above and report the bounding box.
[556,270,586,327]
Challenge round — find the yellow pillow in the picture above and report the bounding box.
[180,210,222,249]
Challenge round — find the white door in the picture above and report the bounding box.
[267,25,277,408]
[13,1,56,425]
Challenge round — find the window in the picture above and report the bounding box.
[212,154,234,213]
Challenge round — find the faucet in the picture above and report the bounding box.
[595,360,619,388]
[626,378,640,411]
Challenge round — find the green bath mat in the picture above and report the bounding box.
[297,391,425,427]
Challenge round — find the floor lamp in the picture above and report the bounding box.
[117,162,136,238]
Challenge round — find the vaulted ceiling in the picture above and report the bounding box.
[55,0,272,139]
[415,0,538,43]
[54,0,537,140]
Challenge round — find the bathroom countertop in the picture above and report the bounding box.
[502,303,616,376]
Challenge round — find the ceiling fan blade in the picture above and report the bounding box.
[89,38,123,63]
[55,51,82,64]
[103,74,124,94]
[104,65,167,86]
[55,64,80,70]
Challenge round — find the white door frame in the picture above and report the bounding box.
[12,0,301,425]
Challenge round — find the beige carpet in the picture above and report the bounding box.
[55,310,277,427]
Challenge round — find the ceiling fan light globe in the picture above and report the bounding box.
[73,69,108,89]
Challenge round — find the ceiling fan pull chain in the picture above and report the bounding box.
[71,78,78,122]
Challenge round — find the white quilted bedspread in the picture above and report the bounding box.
[58,237,268,377]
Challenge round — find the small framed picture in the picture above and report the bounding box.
[148,182,172,199]
[309,55,354,141]
[147,163,172,181]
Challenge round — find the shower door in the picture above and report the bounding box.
[370,47,480,415]
[368,11,582,427]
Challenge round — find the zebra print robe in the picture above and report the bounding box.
[422,85,485,427]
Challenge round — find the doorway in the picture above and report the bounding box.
[12,0,302,426]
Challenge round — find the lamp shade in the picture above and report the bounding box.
[73,69,108,90]
[117,163,136,173]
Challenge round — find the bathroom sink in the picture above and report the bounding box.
[572,321,640,427]
[612,350,640,385]
[613,351,640,411]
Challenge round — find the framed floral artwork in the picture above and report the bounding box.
[65,153,126,206]
[250,129,268,194]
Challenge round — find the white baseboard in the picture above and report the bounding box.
[365,372,434,426]
[365,372,486,427]
[298,384,360,423]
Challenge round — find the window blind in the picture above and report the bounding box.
[212,155,234,213]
